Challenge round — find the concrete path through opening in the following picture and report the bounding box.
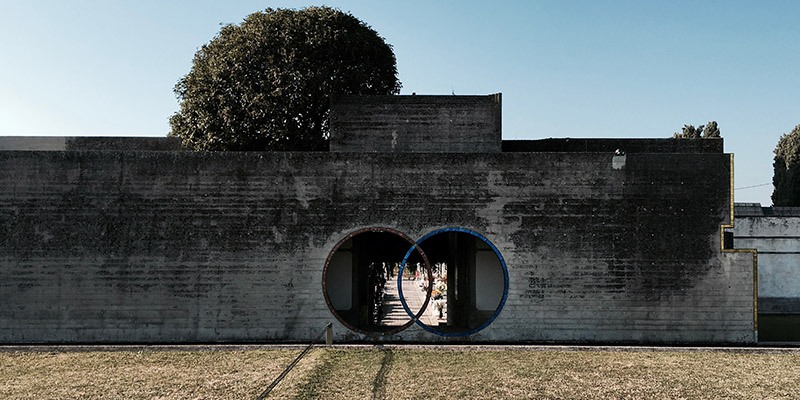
[380,278,445,327]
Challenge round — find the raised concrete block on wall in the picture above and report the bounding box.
[329,94,502,153]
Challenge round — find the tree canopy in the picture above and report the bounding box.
[672,121,721,139]
[772,124,800,206]
[169,7,401,151]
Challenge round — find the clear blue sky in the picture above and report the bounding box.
[2,1,798,205]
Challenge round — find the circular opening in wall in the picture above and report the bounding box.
[323,228,432,335]
[398,228,508,337]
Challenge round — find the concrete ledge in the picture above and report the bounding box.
[502,138,724,153]
[759,298,800,314]
[2,344,798,353]
[0,136,184,151]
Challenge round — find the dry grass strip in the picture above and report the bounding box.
[2,347,800,399]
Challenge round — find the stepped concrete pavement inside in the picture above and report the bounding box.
[380,278,445,328]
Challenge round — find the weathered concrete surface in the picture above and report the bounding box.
[0,137,183,151]
[330,94,502,153]
[503,138,724,154]
[733,203,800,314]
[0,146,755,344]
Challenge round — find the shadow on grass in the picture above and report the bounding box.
[372,345,393,400]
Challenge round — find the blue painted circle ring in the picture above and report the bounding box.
[397,227,509,337]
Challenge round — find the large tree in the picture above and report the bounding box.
[772,124,800,206]
[169,7,401,151]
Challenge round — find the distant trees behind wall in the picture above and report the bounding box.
[169,7,401,151]
[772,124,800,206]
[672,121,721,139]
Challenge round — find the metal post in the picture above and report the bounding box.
[325,323,333,346]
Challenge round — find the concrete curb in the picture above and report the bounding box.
[2,343,799,353]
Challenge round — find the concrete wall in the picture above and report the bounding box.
[329,94,502,153]
[0,147,755,344]
[733,203,800,314]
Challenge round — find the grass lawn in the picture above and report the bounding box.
[2,346,799,399]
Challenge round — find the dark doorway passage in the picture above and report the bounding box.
[400,228,508,336]
[323,228,430,335]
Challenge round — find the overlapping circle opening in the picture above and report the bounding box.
[322,227,508,337]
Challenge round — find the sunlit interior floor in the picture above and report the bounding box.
[380,277,445,327]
